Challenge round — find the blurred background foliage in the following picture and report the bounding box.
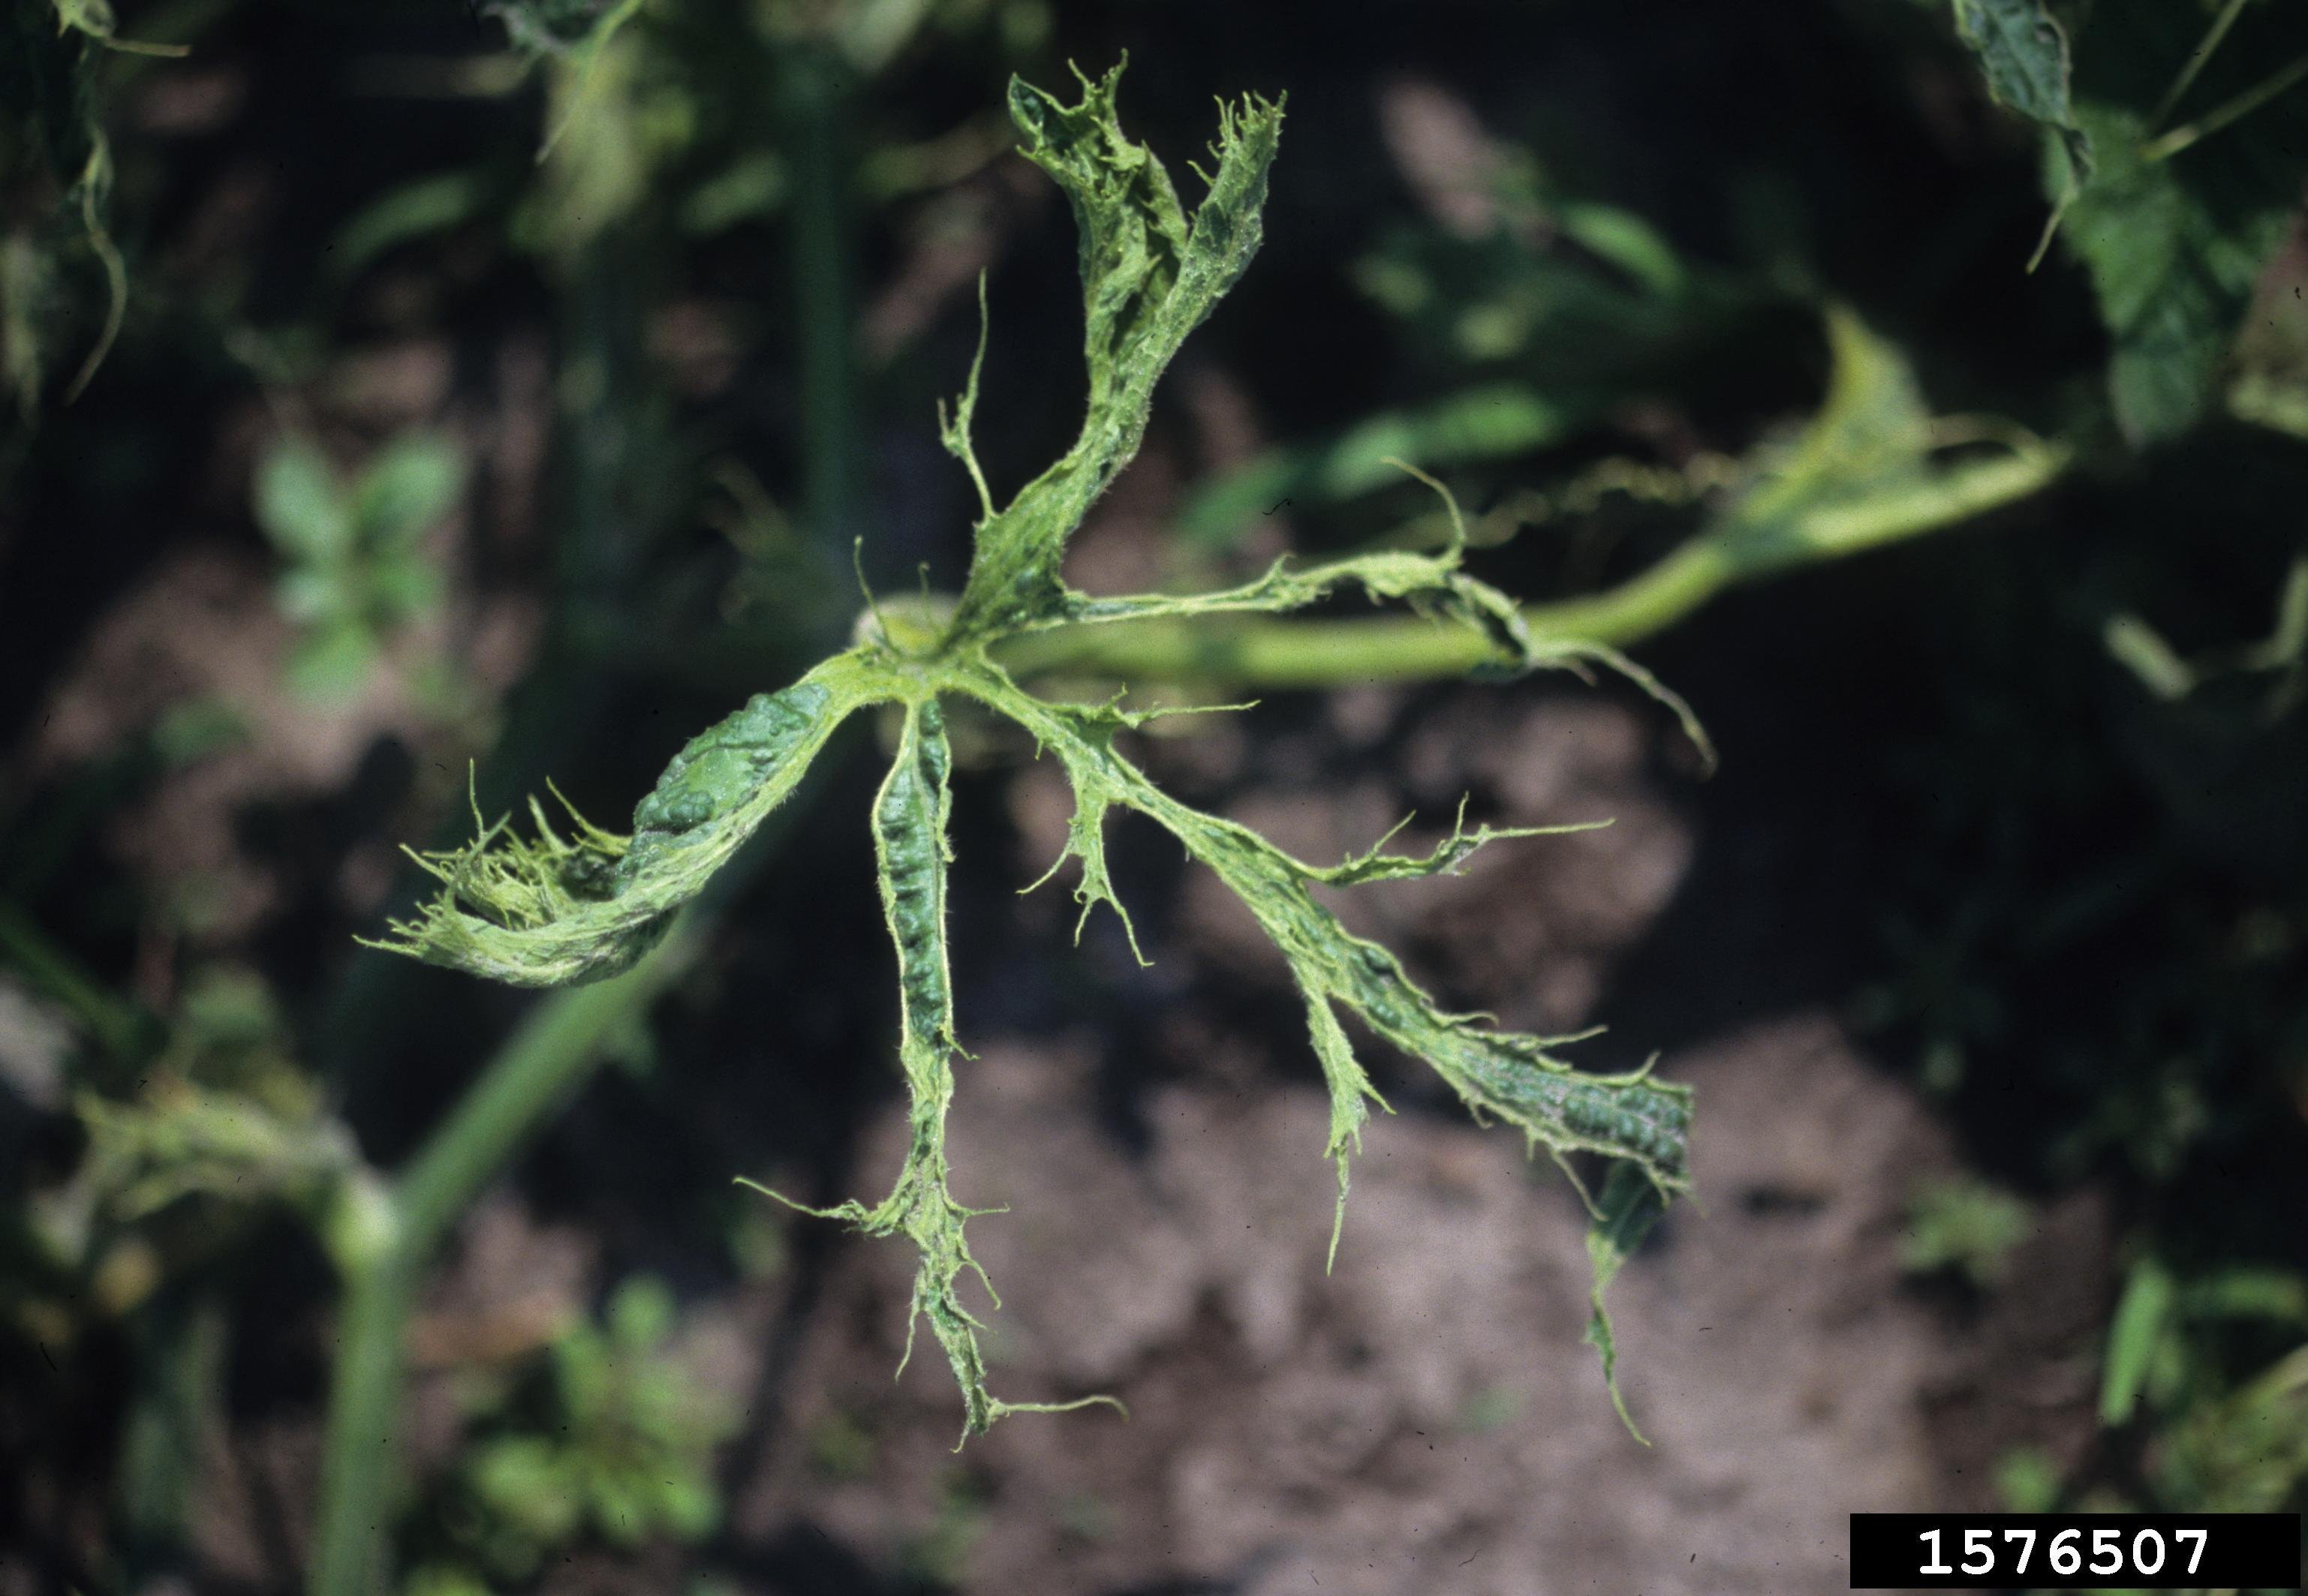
[2,0,2306,1592]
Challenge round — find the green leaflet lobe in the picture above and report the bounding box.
[745,697,1117,1441]
[372,666,862,987]
[946,62,1283,642]
[2062,98,2306,443]
[2042,3,2308,437]
[877,696,955,1046]
[854,696,999,1435]
[1584,1160,1669,1444]
[961,659,1689,1429]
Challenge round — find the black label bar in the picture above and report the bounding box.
[1849,1512,2301,1588]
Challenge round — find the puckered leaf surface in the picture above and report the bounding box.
[378,65,1697,1442]
[371,657,874,986]
[961,657,1690,1426]
[947,63,1284,641]
[742,698,1120,1440]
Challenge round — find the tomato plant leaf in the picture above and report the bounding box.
[2036,2,2308,440]
[742,699,1121,1441]
[961,657,1692,1435]
[1950,0,2093,266]
[371,659,874,986]
[377,67,1698,1443]
[949,62,1284,642]
[1583,1159,1668,1444]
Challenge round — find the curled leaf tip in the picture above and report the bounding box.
[375,671,860,986]
[1584,1159,1670,1443]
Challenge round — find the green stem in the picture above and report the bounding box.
[999,445,2068,687]
[307,1210,414,1596]
[307,43,867,1596]
[305,922,697,1596]
[302,38,871,1596]
[782,41,857,552]
[2148,0,2251,133]
[2142,50,2308,163]
[391,922,699,1255]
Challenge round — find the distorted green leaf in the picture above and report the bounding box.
[946,62,1283,640]
[1702,307,2066,578]
[965,659,1693,1392]
[1584,1159,1667,1443]
[384,66,1702,1444]
[78,1079,353,1222]
[1061,462,1538,668]
[372,660,874,985]
[743,698,1121,1441]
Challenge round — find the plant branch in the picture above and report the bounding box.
[2142,50,2308,162]
[2148,0,2251,134]
[996,441,2068,687]
[306,1212,414,1596]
